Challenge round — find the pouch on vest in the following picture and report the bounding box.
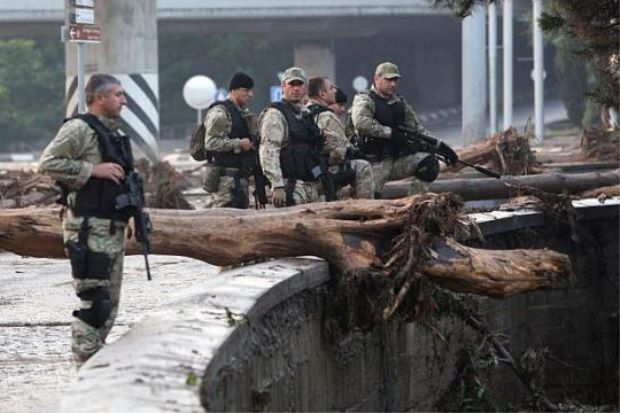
[203,164,221,193]
[189,122,208,161]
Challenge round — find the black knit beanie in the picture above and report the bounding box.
[335,87,348,104]
[229,72,254,91]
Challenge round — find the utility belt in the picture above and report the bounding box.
[203,165,250,208]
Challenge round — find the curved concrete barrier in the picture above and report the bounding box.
[59,198,620,412]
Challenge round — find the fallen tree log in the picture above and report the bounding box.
[383,170,620,200]
[0,194,570,305]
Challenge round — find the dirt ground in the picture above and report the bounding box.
[0,252,218,413]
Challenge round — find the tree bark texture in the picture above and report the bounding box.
[0,194,571,301]
[383,170,620,200]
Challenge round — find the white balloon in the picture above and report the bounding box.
[352,76,369,92]
[182,75,217,109]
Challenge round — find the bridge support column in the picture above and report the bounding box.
[462,3,487,145]
[65,0,160,162]
[294,43,336,81]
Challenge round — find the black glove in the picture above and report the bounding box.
[437,141,459,166]
[390,128,411,146]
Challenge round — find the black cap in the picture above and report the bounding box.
[228,72,254,91]
[335,87,348,104]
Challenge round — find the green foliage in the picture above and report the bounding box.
[0,39,64,151]
[552,35,588,127]
[159,33,293,134]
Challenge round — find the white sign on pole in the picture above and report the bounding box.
[73,8,95,24]
[73,0,94,7]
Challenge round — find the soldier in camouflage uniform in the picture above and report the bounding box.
[350,62,458,197]
[258,67,324,207]
[306,76,374,199]
[39,74,132,365]
[202,72,257,208]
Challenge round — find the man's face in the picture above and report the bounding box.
[320,78,337,105]
[282,80,307,103]
[374,74,399,98]
[98,84,126,118]
[232,87,253,107]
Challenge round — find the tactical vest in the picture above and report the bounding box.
[62,114,135,222]
[360,90,406,156]
[208,100,254,170]
[271,100,323,182]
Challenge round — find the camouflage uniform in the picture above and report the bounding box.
[351,85,433,195]
[258,102,320,205]
[203,102,256,208]
[39,116,127,362]
[308,99,374,199]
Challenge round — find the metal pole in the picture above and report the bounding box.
[488,1,497,134]
[533,0,545,142]
[76,42,86,114]
[503,0,513,129]
[197,108,202,126]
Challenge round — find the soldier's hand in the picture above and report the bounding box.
[272,187,286,208]
[438,141,459,166]
[92,162,124,185]
[239,138,254,152]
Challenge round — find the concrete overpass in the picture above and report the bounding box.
[0,0,450,39]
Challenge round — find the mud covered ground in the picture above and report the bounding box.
[0,252,218,413]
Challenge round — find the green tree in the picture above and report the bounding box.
[0,39,64,152]
[551,35,588,127]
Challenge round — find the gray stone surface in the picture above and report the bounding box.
[0,253,219,413]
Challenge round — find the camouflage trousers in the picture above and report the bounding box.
[348,159,375,199]
[63,210,126,363]
[212,175,250,208]
[371,153,432,196]
[284,179,320,205]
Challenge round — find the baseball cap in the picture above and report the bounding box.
[375,62,401,79]
[282,67,308,84]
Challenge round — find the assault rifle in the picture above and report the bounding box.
[396,127,501,179]
[115,171,153,280]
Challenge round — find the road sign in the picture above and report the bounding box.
[68,24,101,43]
[270,86,282,102]
[73,7,95,24]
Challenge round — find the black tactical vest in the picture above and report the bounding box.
[208,100,254,169]
[66,114,135,222]
[361,90,407,156]
[271,100,323,182]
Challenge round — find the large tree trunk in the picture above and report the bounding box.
[0,194,570,301]
[383,170,620,200]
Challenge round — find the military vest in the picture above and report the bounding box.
[208,100,254,169]
[64,114,135,222]
[271,100,323,182]
[360,90,407,156]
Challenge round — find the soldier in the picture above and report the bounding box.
[329,86,348,118]
[39,74,135,364]
[202,72,257,208]
[258,67,325,207]
[307,76,374,199]
[350,62,458,197]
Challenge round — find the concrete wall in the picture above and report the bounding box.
[59,199,619,412]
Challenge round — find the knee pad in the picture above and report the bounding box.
[73,287,112,329]
[414,154,440,182]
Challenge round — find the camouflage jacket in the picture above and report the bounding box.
[350,85,430,140]
[39,115,120,189]
[307,99,348,166]
[258,100,310,189]
[203,100,255,153]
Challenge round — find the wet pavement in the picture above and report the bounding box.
[0,252,218,413]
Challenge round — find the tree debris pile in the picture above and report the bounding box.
[0,170,58,208]
[446,127,542,176]
[580,127,620,162]
[134,159,193,210]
